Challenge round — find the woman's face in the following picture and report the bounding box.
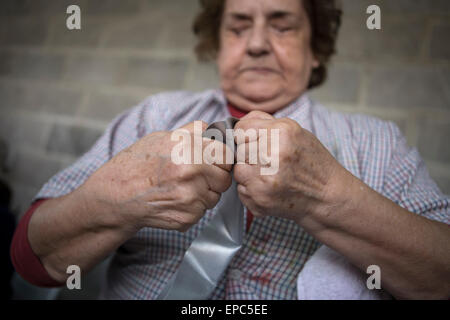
[217,0,318,113]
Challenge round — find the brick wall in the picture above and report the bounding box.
[0,0,449,217]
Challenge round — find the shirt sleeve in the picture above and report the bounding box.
[9,199,66,287]
[382,123,449,224]
[10,104,148,287]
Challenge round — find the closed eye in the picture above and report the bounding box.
[276,27,293,32]
[271,23,297,33]
[229,26,250,36]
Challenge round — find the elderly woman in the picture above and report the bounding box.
[11,0,450,299]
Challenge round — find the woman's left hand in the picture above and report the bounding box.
[233,110,353,224]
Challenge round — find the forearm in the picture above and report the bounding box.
[298,172,450,299]
[28,185,140,283]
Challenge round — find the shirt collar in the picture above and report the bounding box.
[211,89,313,131]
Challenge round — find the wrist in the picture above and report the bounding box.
[306,167,361,230]
[75,182,141,236]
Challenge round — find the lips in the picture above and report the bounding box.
[242,67,278,74]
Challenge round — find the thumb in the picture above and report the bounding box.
[177,120,208,135]
[240,110,275,121]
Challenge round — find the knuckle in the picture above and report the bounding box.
[182,187,199,205]
[192,198,207,211]
[177,164,198,180]
[276,118,301,136]
[275,120,292,132]
[278,148,291,162]
[182,214,197,226]
[248,110,266,118]
[281,117,298,126]
[175,214,195,230]
[254,194,272,209]
[260,174,275,185]
[166,213,190,232]
[177,224,191,233]
[199,121,208,132]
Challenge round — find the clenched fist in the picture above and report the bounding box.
[233,111,350,223]
[79,121,233,232]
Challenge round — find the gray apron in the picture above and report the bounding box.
[158,117,244,300]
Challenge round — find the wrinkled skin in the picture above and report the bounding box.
[233,110,347,223]
[27,0,450,299]
[218,0,319,113]
[216,0,341,222]
[80,121,232,232]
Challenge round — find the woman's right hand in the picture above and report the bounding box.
[79,121,233,233]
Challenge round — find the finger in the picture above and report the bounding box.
[172,122,228,167]
[236,140,259,165]
[234,118,271,133]
[234,137,277,167]
[240,110,275,121]
[178,120,208,135]
[233,162,259,186]
[189,176,222,211]
[199,162,232,193]
[204,190,221,209]
[234,118,272,144]
[237,184,263,217]
[233,126,259,145]
[202,137,234,172]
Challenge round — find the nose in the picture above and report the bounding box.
[246,24,270,58]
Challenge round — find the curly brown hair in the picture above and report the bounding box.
[192,0,342,89]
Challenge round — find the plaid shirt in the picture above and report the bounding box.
[35,89,449,299]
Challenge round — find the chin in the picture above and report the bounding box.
[238,83,282,103]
